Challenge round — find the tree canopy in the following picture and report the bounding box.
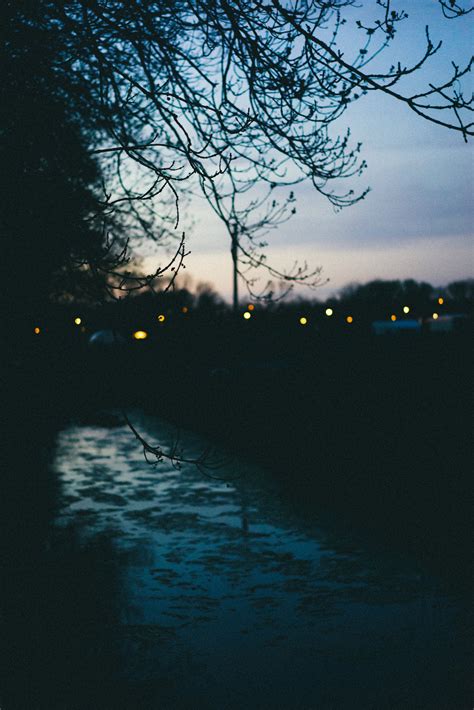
[2,0,472,304]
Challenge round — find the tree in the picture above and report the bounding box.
[4,0,471,306]
[446,279,474,310]
[3,0,471,469]
[1,3,118,322]
[337,279,436,319]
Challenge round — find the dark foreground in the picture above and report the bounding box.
[2,330,472,708]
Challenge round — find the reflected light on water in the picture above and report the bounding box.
[44,414,469,710]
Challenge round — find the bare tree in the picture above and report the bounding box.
[12,0,470,300]
[4,0,472,467]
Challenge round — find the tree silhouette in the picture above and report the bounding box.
[2,4,111,320]
[4,0,471,305]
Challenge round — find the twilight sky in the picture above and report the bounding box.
[146,1,473,301]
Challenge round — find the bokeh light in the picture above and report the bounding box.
[391,314,397,322]
[346,316,353,324]
[432,313,439,320]
[299,317,308,325]
[248,304,255,311]
[403,306,410,314]
[74,317,82,325]
[133,330,148,340]
[243,311,251,320]
[157,314,166,322]
[325,308,333,316]
[438,297,444,305]
[34,326,41,334]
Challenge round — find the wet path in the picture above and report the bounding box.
[2,413,470,709]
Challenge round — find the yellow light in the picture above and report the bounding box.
[247,304,255,311]
[34,326,41,334]
[438,297,444,305]
[157,314,165,322]
[432,313,439,320]
[299,317,308,325]
[243,311,251,320]
[346,316,353,324]
[403,306,410,314]
[391,314,397,322]
[325,308,333,316]
[181,306,188,313]
[74,317,82,325]
[133,330,148,340]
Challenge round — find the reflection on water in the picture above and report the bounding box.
[1,413,470,709]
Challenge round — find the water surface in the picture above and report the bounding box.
[3,413,469,709]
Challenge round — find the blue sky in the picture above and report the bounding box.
[145,1,473,300]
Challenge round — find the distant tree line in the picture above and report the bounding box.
[331,278,474,320]
[32,278,473,339]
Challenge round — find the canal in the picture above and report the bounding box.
[0,412,470,709]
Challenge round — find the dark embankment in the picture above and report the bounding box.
[7,321,473,574]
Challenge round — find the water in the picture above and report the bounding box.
[1,413,470,709]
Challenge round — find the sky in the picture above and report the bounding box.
[145,1,473,301]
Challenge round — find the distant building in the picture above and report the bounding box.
[425,314,470,334]
[372,319,421,336]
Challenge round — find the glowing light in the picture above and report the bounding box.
[299,317,308,325]
[133,330,148,340]
[403,306,410,314]
[181,306,188,313]
[438,297,444,305]
[74,317,82,325]
[247,304,255,311]
[34,327,41,334]
[325,308,333,316]
[390,314,397,322]
[157,314,165,322]
[243,311,251,320]
[346,316,353,324]
[432,313,439,320]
